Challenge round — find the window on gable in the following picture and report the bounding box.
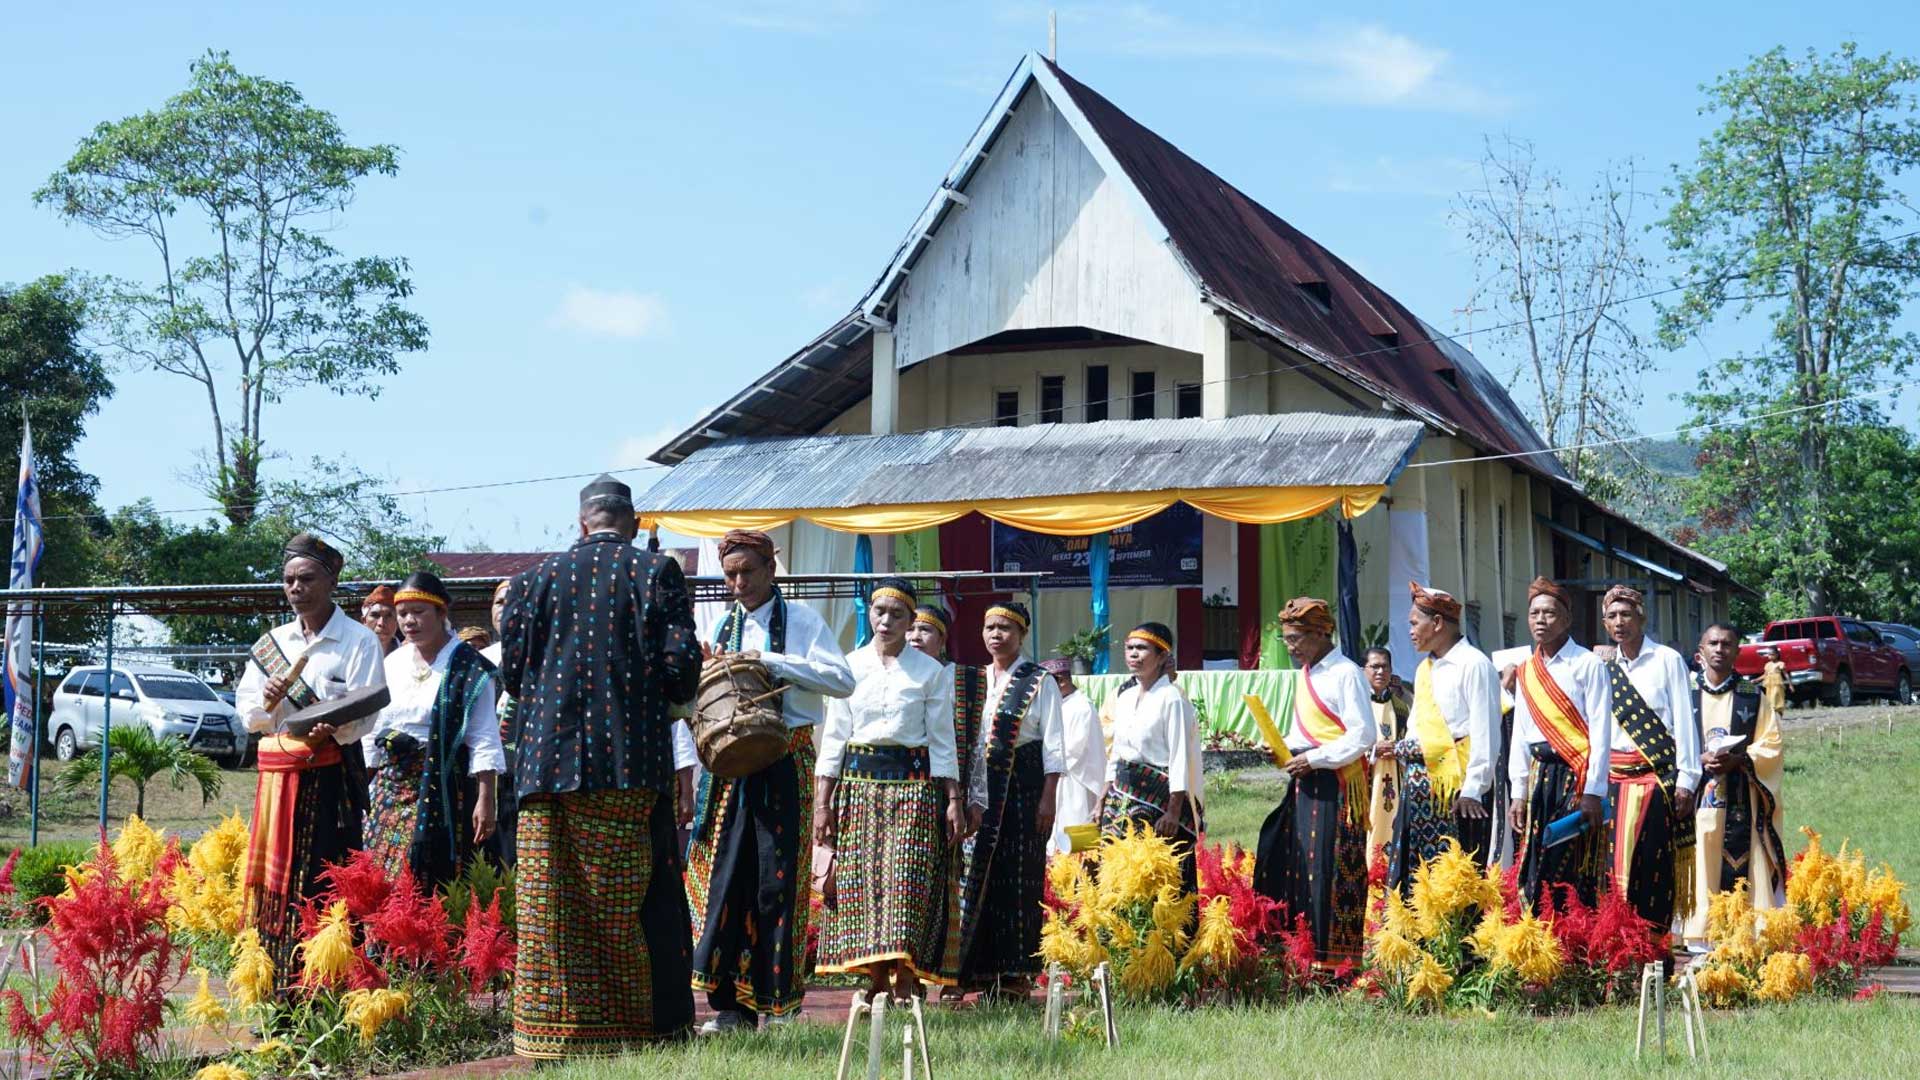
[1039,375,1064,424]
[1176,382,1202,419]
[1085,365,1109,422]
[1131,371,1156,420]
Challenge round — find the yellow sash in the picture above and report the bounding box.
[1295,671,1369,828]
[1518,651,1591,792]
[1411,659,1470,806]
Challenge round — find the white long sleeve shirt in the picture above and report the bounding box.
[1407,639,1502,801]
[236,606,387,745]
[1286,651,1377,768]
[716,596,855,729]
[1105,675,1201,798]
[368,637,507,775]
[1614,636,1703,795]
[816,643,957,781]
[1508,638,1615,799]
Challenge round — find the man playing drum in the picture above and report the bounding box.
[688,529,855,1034]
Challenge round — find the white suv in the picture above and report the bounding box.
[47,664,248,769]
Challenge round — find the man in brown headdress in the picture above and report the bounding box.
[1373,582,1502,890]
[1506,577,1614,910]
[1252,597,1376,967]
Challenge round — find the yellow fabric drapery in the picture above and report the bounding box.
[637,483,1385,539]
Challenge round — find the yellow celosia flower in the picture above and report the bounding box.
[249,1038,292,1065]
[1096,824,1183,910]
[1149,884,1195,952]
[1382,889,1420,942]
[228,928,276,1009]
[1865,866,1912,936]
[1705,879,1755,946]
[1117,929,1176,997]
[189,812,249,880]
[1048,854,1087,907]
[300,901,357,989]
[185,969,229,1026]
[1370,929,1421,976]
[1755,951,1813,1003]
[1179,896,1241,973]
[1691,962,1750,1007]
[1406,951,1453,1005]
[341,987,412,1044]
[1493,914,1563,987]
[1756,906,1803,956]
[193,1064,250,1080]
[111,814,166,883]
[1466,909,1506,959]
[1038,910,1089,973]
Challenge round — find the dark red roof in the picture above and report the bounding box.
[1041,58,1564,478]
[425,552,553,578]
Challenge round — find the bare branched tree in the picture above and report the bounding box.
[1455,136,1653,498]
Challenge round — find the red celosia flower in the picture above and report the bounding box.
[1500,863,1525,922]
[348,948,389,991]
[1854,983,1885,1001]
[1366,851,1389,890]
[320,848,395,921]
[0,849,19,897]
[459,893,516,991]
[365,866,452,970]
[1282,913,1319,976]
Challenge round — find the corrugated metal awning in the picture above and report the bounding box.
[637,413,1422,537]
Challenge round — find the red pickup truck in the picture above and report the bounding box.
[1735,616,1913,707]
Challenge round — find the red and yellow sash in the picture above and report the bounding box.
[1518,651,1590,792]
[1295,671,1369,828]
[242,734,344,930]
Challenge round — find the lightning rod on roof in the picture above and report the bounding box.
[1049,10,1057,63]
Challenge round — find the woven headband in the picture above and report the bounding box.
[393,588,447,609]
[985,605,1029,630]
[913,610,948,634]
[871,586,916,609]
[1127,628,1172,653]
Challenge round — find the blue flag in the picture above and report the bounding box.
[5,420,43,789]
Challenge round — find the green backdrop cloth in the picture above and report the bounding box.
[1257,516,1337,669]
[895,527,940,574]
[1076,669,1304,741]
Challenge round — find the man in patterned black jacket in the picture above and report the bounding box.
[498,475,702,1059]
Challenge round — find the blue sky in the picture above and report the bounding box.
[2,1,1915,553]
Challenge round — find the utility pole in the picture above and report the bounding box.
[1049,10,1057,63]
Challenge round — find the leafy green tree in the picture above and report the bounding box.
[35,50,428,528]
[1660,44,1920,615]
[53,723,222,820]
[0,276,114,641]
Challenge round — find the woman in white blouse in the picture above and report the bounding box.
[813,578,964,1002]
[1101,622,1205,895]
[365,572,506,890]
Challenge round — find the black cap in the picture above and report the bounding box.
[579,473,634,512]
[283,532,345,576]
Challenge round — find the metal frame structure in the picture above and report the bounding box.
[0,569,1046,847]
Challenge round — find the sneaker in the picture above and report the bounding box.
[763,1011,801,1028]
[697,1011,752,1036]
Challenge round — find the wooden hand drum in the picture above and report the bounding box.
[690,657,791,778]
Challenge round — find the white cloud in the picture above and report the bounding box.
[551,286,669,340]
[1004,5,1505,113]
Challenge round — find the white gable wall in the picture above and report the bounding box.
[891,87,1206,368]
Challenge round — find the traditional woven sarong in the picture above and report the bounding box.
[366,742,476,891]
[817,744,952,984]
[686,726,814,1017]
[243,735,359,990]
[959,740,1048,981]
[1253,768,1367,966]
[1388,660,1483,887]
[1101,758,1204,900]
[1515,744,1602,912]
[368,642,492,891]
[1602,658,1694,929]
[514,787,692,1057]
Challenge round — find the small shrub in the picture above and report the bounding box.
[10,841,92,920]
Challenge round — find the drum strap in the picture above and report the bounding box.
[251,629,320,712]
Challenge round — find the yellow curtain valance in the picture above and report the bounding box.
[637,484,1385,539]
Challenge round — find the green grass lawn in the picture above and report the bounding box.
[553,996,1920,1080]
[0,756,252,849]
